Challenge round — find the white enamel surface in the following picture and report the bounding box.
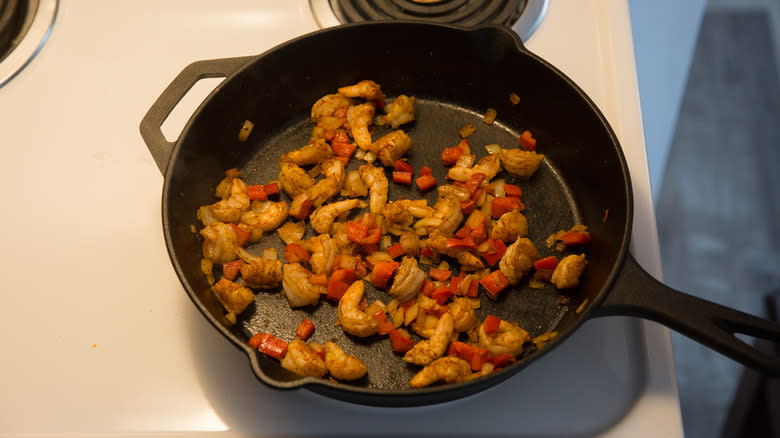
[0,0,682,436]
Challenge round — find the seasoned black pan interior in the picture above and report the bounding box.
[161,22,631,404]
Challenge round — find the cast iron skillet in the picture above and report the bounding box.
[140,22,780,406]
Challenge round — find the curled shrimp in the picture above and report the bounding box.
[239,200,289,242]
[383,199,434,235]
[379,95,415,129]
[426,231,484,271]
[414,197,462,236]
[449,297,479,333]
[490,209,528,243]
[199,177,250,225]
[200,222,239,264]
[324,341,367,381]
[447,154,502,182]
[387,256,426,303]
[478,317,529,357]
[212,277,254,317]
[550,253,588,289]
[409,356,472,388]
[279,162,315,198]
[309,199,367,234]
[309,158,346,207]
[280,138,333,167]
[280,339,328,378]
[499,237,538,285]
[499,148,544,178]
[337,280,385,337]
[338,79,385,104]
[235,247,282,289]
[369,130,413,167]
[282,263,325,308]
[403,312,454,366]
[358,164,388,213]
[347,102,375,150]
[311,93,354,122]
[302,234,338,275]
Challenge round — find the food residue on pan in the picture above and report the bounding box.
[193,80,591,388]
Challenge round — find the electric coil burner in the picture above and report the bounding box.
[310,0,548,40]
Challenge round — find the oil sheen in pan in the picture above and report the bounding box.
[236,97,584,390]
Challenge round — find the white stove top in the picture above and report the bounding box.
[0,1,683,436]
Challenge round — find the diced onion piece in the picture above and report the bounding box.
[364,151,377,163]
[262,247,278,260]
[307,163,322,178]
[238,120,254,142]
[485,144,503,155]
[379,235,392,251]
[458,123,476,138]
[492,178,505,197]
[355,148,366,160]
[482,108,497,125]
[509,92,520,105]
[366,251,393,266]
[276,221,306,244]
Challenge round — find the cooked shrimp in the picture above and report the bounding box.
[426,231,484,271]
[437,184,471,202]
[411,311,439,339]
[337,280,385,337]
[449,297,479,333]
[308,157,346,207]
[212,277,254,316]
[403,312,454,366]
[311,93,354,122]
[324,341,367,381]
[499,148,544,178]
[310,199,367,234]
[499,237,538,285]
[369,130,413,167]
[347,102,376,150]
[478,318,529,357]
[279,162,315,198]
[550,253,588,289]
[280,339,328,378]
[200,222,239,264]
[358,164,388,213]
[235,247,282,289]
[239,200,289,241]
[340,170,368,197]
[447,154,502,182]
[379,95,416,129]
[383,199,434,235]
[387,256,426,303]
[200,177,250,224]
[282,263,325,307]
[413,197,462,236]
[338,79,385,103]
[409,356,472,388]
[489,209,528,242]
[302,234,338,275]
[280,138,333,166]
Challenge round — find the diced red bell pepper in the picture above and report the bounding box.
[249,332,288,360]
[392,171,413,186]
[446,236,476,250]
[489,353,516,368]
[221,260,243,281]
[460,199,476,214]
[454,225,472,240]
[326,279,350,301]
[428,268,452,282]
[503,184,522,199]
[388,329,414,353]
[480,238,507,267]
[346,221,369,243]
[357,212,379,230]
[387,243,405,259]
[415,173,437,192]
[448,341,489,371]
[420,165,433,176]
[464,172,486,197]
[431,285,453,305]
[290,198,313,220]
[480,270,510,300]
[533,255,559,270]
[421,278,435,297]
[246,184,268,201]
[309,273,328,286]
[518,130,536,151]
[441,139,469,166]
[295,317,315,341]
[373,311,394,335]
[284,243,310,263]
[394,159,414,173]
[332,140,356,158]
[491,196,525,218]
[370,261,400,290]
[420,247,434,258]
[263,182,279,196]
[331,268,359,286]
[483,315,501,334]
[449,272,464,295]
[229,223,251,247]
[466,277,480,297]
[470,221,488,245]
[561,232,591,246]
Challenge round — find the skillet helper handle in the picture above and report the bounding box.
[139,56,254,175]
[595,254,780,376]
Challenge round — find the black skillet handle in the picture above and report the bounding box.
[594,253,780,376]
[139,56,254,175]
